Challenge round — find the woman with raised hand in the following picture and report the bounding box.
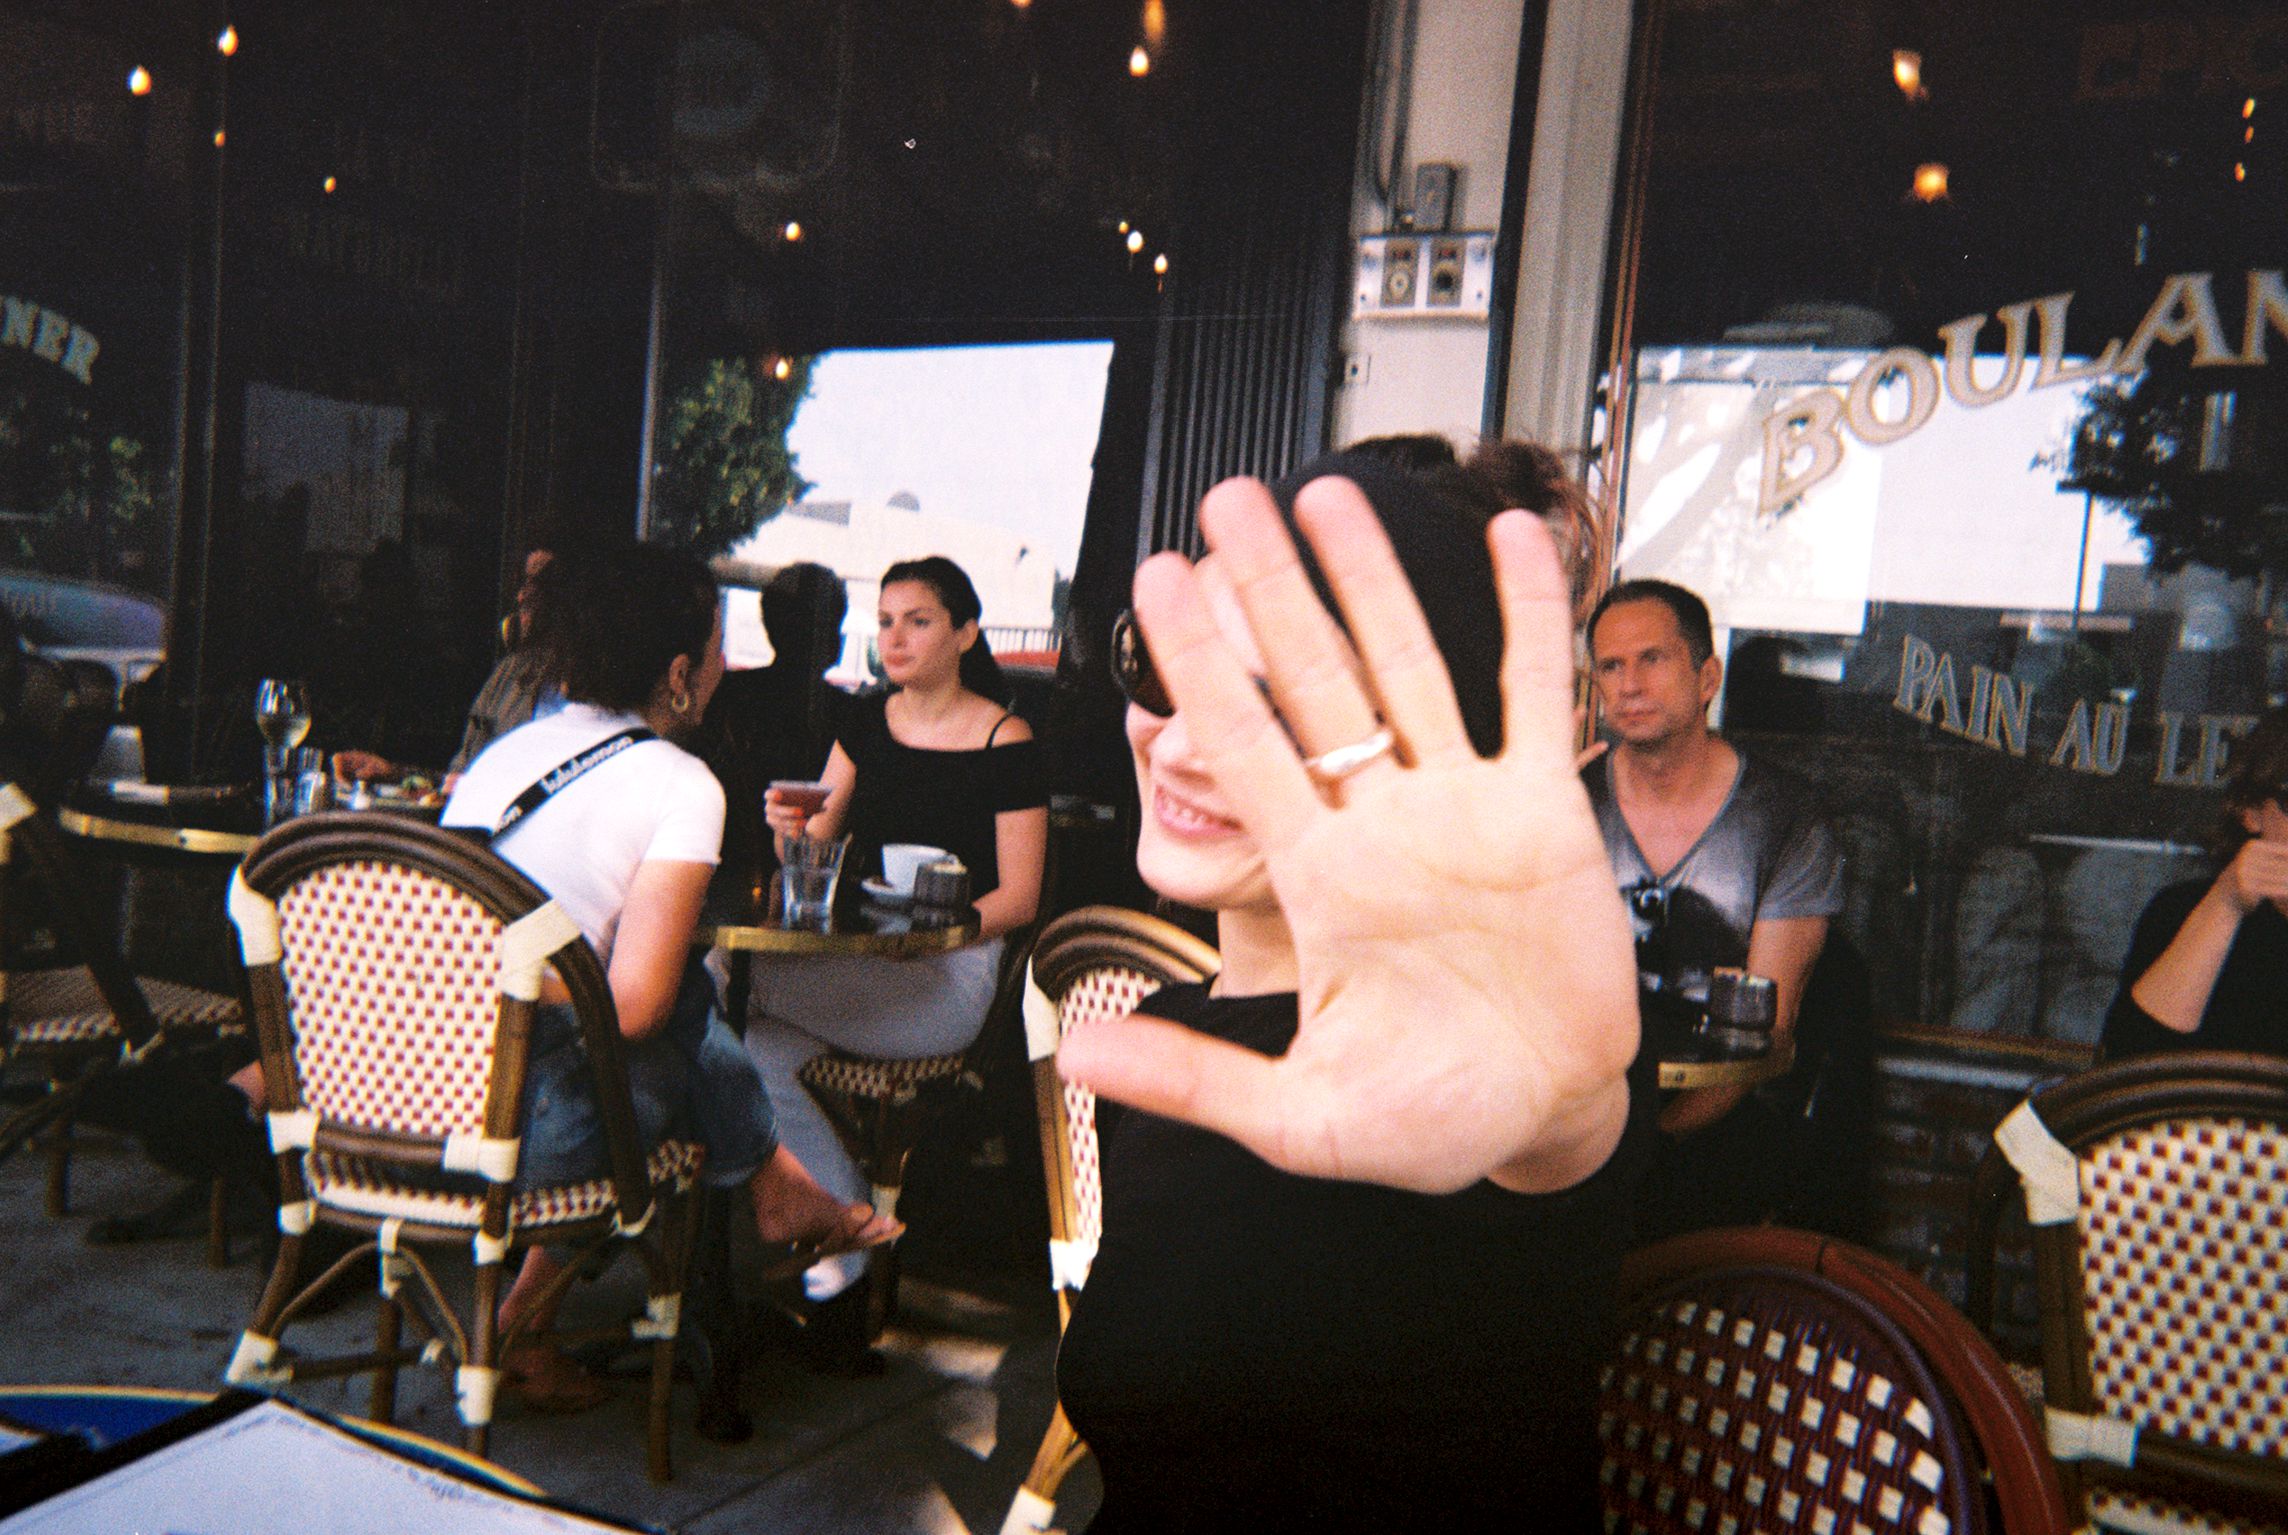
[747,555,1049,1367]
[1053,453,1649,1529]
[440,543,897,1413]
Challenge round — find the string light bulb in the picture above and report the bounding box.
[217,25,239,55]
[783,220,803,242]
[1129,46,1151,77]
[1891,50,1925,101]
[323,174,338,193]
[1117,220,1130,235]
[213,129,226,147]
[2246,97,2258,119]
[2235,162,2247,182]
[1910,162,1949,202]
[773,356,793,380]
[1126,229,1145,253]
[127,66,152,96]
[1153,253,1169,275]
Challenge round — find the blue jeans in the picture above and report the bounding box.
[519,958,775,1191]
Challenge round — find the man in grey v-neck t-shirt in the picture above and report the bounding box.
[1584,579,1842,1237]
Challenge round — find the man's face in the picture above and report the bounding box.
[1591,598,1720,750]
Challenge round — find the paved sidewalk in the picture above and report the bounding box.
[0,1122,1102,1533]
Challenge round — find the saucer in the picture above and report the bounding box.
[861,879,914,907]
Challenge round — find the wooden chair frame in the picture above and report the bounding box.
[0,778,242,1260]
[1000,904,1220,1535]
[1615,1227,2071,1535]
[1965,1051,2288,1529]
[224,813,700,1482]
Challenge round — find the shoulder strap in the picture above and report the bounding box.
[491,726,655,840]
[984,711,1018,748]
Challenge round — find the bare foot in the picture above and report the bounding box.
[749,1145,904,1254]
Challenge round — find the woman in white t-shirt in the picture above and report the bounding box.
[439,544,898,1413]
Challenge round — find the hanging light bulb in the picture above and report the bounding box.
[1117,219,1130,235]
[783,219,803,242]
[1128,46,1151,77]
[1153,253,1169,275]
[323,174,338,193]
[1142,0,1166,46]
[127,66,152,96]
[214,129,226,147]
[1910,162,1949,202]
[1891,50,1925,101]
[218,25,239,55]
[773,356,793,381]
[1126,230,1145,253]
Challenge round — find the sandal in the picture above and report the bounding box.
[502,1348,613,1415]
[788,1203,903,1266]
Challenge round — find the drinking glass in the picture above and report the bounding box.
[254,679,312,827]
[778,835,849,932]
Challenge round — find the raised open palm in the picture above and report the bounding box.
[1057,474,1640,1195]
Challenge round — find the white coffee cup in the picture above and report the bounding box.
[880,842,950,894]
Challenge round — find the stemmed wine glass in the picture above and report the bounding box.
[253,678,311,826]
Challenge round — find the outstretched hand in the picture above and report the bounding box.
[1056,475,1640,1195]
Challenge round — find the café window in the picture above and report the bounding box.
[0,8,191,706]
[1600,0,2288,1047]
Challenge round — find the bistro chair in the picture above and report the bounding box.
[794,922,1040,1328]
[221,813,703,1482]
[1964,1051,2288,1534]
[0,778,243,1258]
[1604,1226,2070,1535]
[999,904,1220,1535]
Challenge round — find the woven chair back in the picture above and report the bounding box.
[1027,906,1219,1289]
[236,814,626,1188]
[1977,1051,2288,1530]
[275,858,510,1140]
[1608,1227,2068,1535]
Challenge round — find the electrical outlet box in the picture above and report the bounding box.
[1353,231,1494,320]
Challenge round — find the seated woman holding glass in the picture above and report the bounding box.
[747,555,1049,1366]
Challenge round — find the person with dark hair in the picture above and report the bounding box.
[1465,438,1602,623]
[1582,574,1840,1240]
[741,553,1048,1369]
[422,543,898,1411]
[1341,431,1462,476]
[2101,705,2288,1060]
[1053,452,1650,1528]
[699,562,851,892]
[332,539,568,791]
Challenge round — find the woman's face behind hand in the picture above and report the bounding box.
[1127,558,1277,915]
[877,579,973,689]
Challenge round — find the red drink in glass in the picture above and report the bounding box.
[769,779,832,816]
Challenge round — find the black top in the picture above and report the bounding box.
[837,691,1047,896]
[2100,878,2288,1061]
[1058,983,1655,1533]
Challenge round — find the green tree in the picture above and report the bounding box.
[652,355,817,557]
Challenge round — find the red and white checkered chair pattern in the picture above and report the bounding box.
[1606,1229,2070,1535]
[1004,906,1219,1535]
[7,968,241,1046]
[276,861,506,1141]
[797,1049,967,1102]
[1981,1052,2288,1535]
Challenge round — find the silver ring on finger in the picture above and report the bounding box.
[1302,727,1397,786]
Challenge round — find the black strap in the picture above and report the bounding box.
[985,711,1017,748]
[490,726,655,840]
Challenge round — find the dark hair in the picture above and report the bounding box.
[879,555,1007,703]
[2220,705,2288,856]
[762,562,848,677]
[546,543,719,713]
[1270,451,1507,757]
[1588,578,1715,667]
[1463,439,1601,621]
[1342,433,1462,477]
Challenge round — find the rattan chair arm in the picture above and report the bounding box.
[1964,1137,2022,1337]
